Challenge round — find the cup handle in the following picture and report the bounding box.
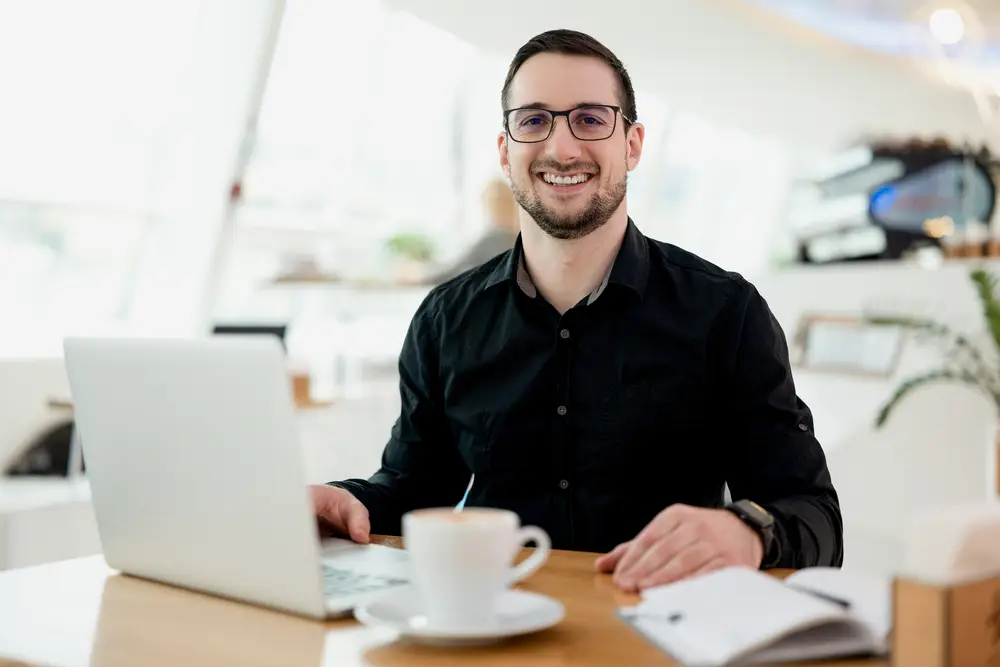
[507,525,551,586]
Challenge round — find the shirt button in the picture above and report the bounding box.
[556,405,567,416]
[559,328,570,339]
[558,479,569,490]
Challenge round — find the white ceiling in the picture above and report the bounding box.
[384,0,999,150]
[747,0,1000,61]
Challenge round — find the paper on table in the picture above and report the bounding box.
[620,567,869,666]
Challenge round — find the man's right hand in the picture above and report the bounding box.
[309,484,371,544]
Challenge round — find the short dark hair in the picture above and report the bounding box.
[501,29,637,125]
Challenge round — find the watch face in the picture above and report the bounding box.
[741,500,774,527]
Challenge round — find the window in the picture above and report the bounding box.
[219,0,483,314]
[0,0,204,354]
[643,113,791,277]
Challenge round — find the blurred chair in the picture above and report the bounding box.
[0,358,99,570]
[5,420,83,477]
[0,358,73,475]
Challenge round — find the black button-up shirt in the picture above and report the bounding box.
[332,218,843,568]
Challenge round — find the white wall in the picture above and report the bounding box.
[754,259,1000,573]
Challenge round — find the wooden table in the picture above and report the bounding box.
[0,536,885,667]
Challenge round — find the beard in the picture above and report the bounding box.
[511,163,627,240]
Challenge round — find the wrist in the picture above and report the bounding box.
[724,499,776,568]
[747,525,765,567]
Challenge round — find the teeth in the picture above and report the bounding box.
[541,173,591,186]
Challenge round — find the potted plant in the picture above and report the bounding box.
[872,267,1000,429]
[870,266,1000,496]
[385,232,434,284]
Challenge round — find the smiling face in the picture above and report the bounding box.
[498,52,643,240]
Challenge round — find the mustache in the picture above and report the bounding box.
[530,160,600,175]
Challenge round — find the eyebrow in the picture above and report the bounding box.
[515,101,614,110]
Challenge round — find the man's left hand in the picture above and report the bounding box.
[594,503,763,592]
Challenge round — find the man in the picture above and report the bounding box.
[422,178,518,285]
[311,29,843,591]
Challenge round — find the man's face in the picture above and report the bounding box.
[498,53,644,240]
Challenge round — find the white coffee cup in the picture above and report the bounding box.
[402,507,551,633]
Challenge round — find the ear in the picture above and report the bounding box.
[497,132,510,178]
[625,122,645,172]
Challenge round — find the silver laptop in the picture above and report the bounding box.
[63,335,410,619]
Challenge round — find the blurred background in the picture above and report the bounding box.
[4,0,1000,575]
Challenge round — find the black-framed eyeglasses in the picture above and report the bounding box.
[503,104,632,143]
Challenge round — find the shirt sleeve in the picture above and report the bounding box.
[720,278,844,569]
[328,293,471,535]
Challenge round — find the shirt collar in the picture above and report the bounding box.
[485,217,650,303]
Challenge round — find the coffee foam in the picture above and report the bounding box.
[407,507,514,525]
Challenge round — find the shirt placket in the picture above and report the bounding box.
[552,311,578,549]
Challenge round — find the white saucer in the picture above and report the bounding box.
[353,587,565,646]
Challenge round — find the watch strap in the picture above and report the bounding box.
[725,500,779,568]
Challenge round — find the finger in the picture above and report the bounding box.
[343,502,371,544]
[312,486,370,544]
[613,532,660,580]
[610,541,644,584]
[594,541,630,572]
[618,524,698,585]
[690,557,728,578]
[639,548,722,590]
[615,525,698,590]
[613,507,687,577]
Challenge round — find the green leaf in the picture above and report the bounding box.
[866,306,1000,395]
[875,369,982,428]
[864,315,952,342]
[864,315,930,328]
[969,267,1000,358]
[871,267,1000,429]
[385,233,434,262]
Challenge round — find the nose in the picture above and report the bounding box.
[543,116,582,163]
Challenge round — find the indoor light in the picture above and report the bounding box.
[928,7,965,45]
[922,216,954,239]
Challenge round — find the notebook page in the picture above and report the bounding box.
[622,567,855,666]
[784,567,892,645]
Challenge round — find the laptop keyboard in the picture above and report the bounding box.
[321,564,408,597]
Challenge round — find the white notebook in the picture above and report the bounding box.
[617,566,891,666]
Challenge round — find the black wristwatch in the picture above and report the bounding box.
[725,499,778,568]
